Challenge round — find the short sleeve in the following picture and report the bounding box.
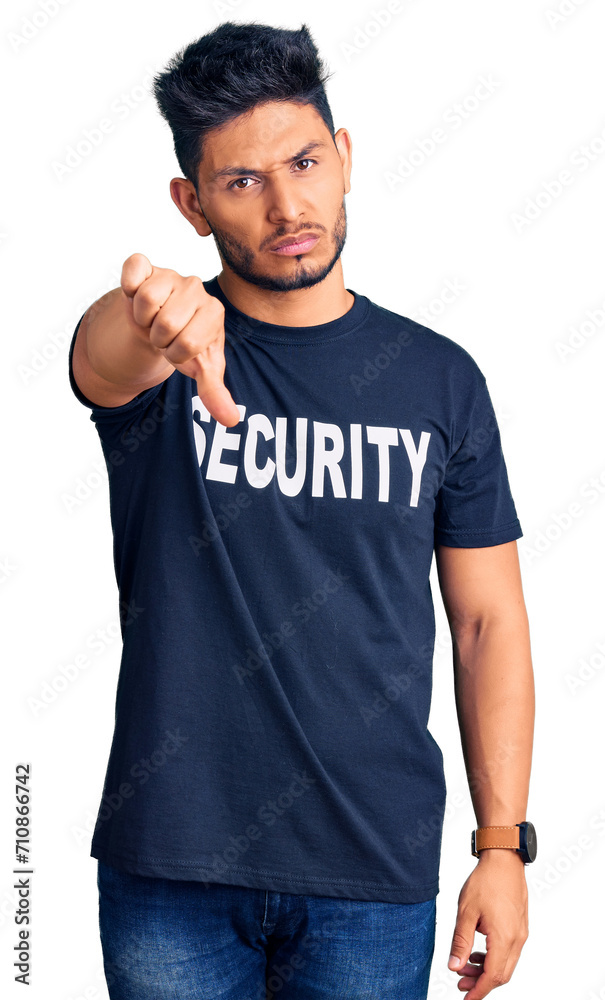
[68,312,166,422]
[434,372,523,547]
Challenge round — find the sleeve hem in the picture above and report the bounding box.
[434,519,523,548]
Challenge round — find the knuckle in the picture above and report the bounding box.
[450,930,468,948]
[208,296,225,322]
[150,315,173,341]
[491,971,510,987]
[175,333,197,357]
[196,304,224,342]
[488,961,512,988]
[185,273,203,291]
[135,283,157,309]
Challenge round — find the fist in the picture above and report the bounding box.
[120,252,240,428]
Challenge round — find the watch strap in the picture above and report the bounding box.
[472,825,520,855]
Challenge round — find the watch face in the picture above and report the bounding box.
[520,821,537,862]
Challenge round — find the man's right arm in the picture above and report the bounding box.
[70,253,240,426]
[72,286,175,409]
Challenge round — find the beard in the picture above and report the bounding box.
[200,198,348,292]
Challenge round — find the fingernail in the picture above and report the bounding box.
[449,955,461,968]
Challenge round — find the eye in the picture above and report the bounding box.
[229,159,316,190]
[295,158,316,171]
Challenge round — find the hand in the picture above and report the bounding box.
[447,851,529,998]
[121,253,240,428]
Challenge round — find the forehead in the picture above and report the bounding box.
[201,100,328,179]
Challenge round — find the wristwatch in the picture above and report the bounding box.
[471,821,537,864]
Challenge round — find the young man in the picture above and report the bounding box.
[69,21,535,1000]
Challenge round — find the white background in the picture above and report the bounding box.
[3,0,605,996]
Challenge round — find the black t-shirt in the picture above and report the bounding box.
[68,276,523,903]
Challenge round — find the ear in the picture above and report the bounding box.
[169,177,213,237]
[334,128,352,196]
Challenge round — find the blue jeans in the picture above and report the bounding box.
[97,860,436,999]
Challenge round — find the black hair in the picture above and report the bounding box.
[152,21,336,195]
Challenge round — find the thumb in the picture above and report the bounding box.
[197,378,240,429]
[448,925,474,971]
[193,359,240,429]
[121,252,153,298]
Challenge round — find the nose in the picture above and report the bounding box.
[265,174,306,226]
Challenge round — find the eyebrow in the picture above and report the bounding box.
[209,141,330,182]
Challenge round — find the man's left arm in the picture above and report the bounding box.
[434,538,535,1000]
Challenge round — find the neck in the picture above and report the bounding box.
[216,262,354,327]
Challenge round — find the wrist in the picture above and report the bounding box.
[477,848,526,866]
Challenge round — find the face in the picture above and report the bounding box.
[171,100,352,293]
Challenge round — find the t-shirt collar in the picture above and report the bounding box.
[203,275,369,344]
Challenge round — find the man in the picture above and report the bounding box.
[68,20,535,1000]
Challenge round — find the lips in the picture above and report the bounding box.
[269,235,319,255]
[270,232,320,249]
